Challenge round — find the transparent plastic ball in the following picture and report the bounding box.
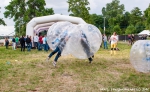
[47,22,102,59]
[130,40,150,73]
[68,24,102,59]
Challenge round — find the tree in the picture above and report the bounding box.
[144,4,150,30]
[4,0,54,35]
[135,21,145,33]
[125,25,135,34]
[113,25,121,35]
[102,0,125,34]
[67,0,91,23]
[129,7,143,26]
[0,7,6,25]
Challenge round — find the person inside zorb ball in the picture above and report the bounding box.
[46,21,102,67]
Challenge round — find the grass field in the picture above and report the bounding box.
[0,42,150,92]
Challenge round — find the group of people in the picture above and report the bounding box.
[5,32,119,67]
[128,34,135,45]
[4,34,50,52]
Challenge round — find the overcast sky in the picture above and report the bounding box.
[0,0,150,35]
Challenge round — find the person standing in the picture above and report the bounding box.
[109,32,118,55]
[42,35,48,51]
[103,34,108,49]
[20,36,25,51]
[131,34,135,44]
[15,36,19,49]
[5,37,9,49]
[26,35,31,51]
[33,34,39,49]
[29,36,32,49]
[38,35,43,50]
[12,36,16,50]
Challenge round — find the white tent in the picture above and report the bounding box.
[138,30,150,36]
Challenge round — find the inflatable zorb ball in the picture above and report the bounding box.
[47,21,72,50]
[130,40,150,73]
[47,21,74,55]
[69,24,102,59]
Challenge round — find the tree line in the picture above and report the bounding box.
[0,0,150,36]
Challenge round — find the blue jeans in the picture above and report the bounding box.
[34,42,38,49]
[38,42,43,50]
[104,41,108,49]
[27,43,31,51]
[48,47,61,62]
[43,44,48,51]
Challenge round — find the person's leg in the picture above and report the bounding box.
[21,44,23,51]
[38,42,40,50]
[23,43,25,51]
[88,57,93,63]
[6,45,8,49]
[110,44,114,55]
[14,43,16,50]
[30,42,32,50]
[106,42,108,49]
[29,43,31,51]
[45,44,48,51]
[44,44,46,51]
[114,43,117,55]
[36,42,38,49]
[103,42,105,49]
[47,47,59,60]
[27,43,29,51]
[53,49,61,66]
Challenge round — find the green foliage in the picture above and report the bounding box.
[102,0,125,34]
[67,0,91,23]
[0,18,6,26]
[0,7,6,25]
[125,25,135,34]
[135,22,145,33]
[144,4,150,30]
[129,7,143,26]
[4,0,54,36]
[90,14,103,28]
[113,25,121,35]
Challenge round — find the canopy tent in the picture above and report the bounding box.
[138,30,150,36]
[26,14,86,37]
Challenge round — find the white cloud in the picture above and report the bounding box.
[0,25,15,36]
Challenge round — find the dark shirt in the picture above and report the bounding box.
[20,37,25,44]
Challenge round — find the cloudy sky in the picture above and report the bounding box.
[0,0,150,35]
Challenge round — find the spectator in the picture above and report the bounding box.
[12,36,16,50]
[5,37,9,49]
[33,34,39,49]
[19,36,25,51]
[38,35,43,50]
[42,35,48,51]
[26,35,31,51]
[15,36,19,49]
[109,32,118,55]
[103,34,108,49]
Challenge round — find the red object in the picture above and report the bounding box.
[39,36,43,44]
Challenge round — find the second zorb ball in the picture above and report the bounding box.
[130,40,150,73]
[69,24,102,59]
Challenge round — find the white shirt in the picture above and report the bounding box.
[42,37,46,44]
[110,35,118,44]
[33,35,39,42]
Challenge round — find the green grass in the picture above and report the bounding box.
[0,42,150,92]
